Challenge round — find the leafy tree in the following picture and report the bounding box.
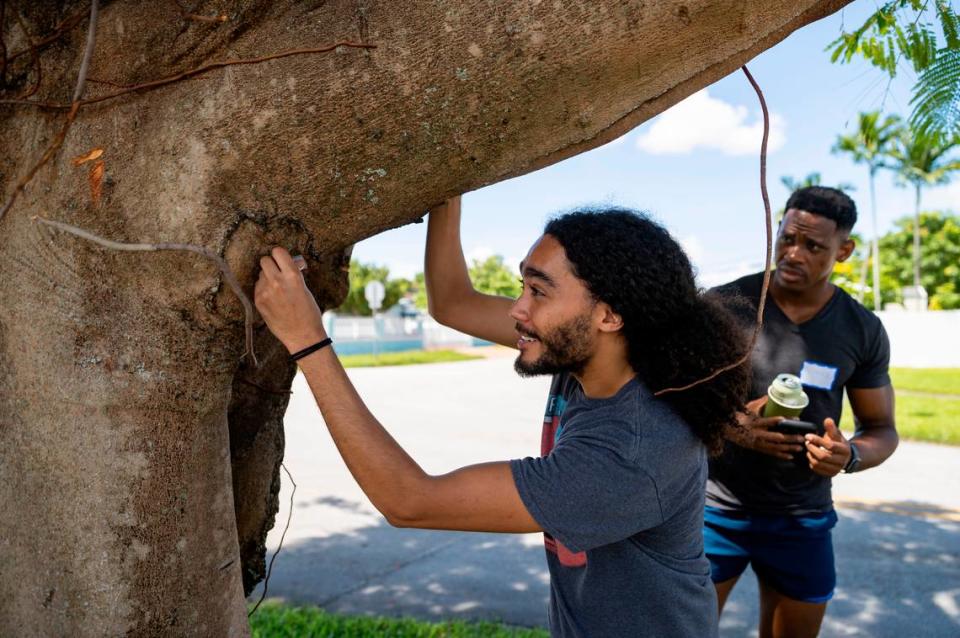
[337,260,412,316]
[880,211,960,308]
[832,111,904,308]
[779,172,856,192]
[835,212,960,309]
[888,129,960,287]
[468,255,522,299]
[828,1,960,137]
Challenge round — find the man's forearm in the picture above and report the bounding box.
[425,198,473,320]
[850,424,899,471]
[296,342,431,524]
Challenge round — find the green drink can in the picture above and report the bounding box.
[763,373,809,418]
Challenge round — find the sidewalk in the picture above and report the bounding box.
[249,357,960,637]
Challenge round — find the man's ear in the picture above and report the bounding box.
[596,302,624,333]
[837,236,855,263]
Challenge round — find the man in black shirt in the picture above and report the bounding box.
[706,186,899,637]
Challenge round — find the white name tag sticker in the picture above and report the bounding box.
[800,361,838,391]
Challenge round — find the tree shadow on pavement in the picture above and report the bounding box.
[721,501,960,637]
[248,517,551,628]
[248,496,959,636]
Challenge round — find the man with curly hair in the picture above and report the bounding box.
[706,186,899,638]
[254,196,749,637]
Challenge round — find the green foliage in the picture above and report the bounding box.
[337,254,519,316]
[911,48,960,136]
[249,603,550,637]
[832,111,904,174]
[338,260,413,316]
[780,172,856,192]
[880,211,960,308]
[841,211,960,309]
[889,128,960,189]
[468,255,522,299]
[340,350,482,368]
[828,1,960,137]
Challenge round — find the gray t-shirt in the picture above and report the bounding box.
[708,273,891,515]
[511,375,718,638]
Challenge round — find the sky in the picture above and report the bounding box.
[353,1,959,288]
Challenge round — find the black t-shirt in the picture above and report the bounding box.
[707,272,891,516]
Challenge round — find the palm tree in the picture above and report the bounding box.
[832,111,903,309]
[889,129,960,290]
[779,172,856,193]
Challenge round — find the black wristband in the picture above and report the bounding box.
[290,337,333,362]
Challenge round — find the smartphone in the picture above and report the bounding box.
[772,419,824,436]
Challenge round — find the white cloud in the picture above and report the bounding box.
[636,89,786,156]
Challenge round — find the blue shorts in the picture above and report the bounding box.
[704,506,838,603]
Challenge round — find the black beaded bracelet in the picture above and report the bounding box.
[290,337,333,362]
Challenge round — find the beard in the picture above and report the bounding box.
[514,313,594,378]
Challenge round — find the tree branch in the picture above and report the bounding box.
[0,41,376,110]
[32,215,259,366]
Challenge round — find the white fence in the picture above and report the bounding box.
[877,310,960,368]
[324,313,476,354]
[325,310,958,368]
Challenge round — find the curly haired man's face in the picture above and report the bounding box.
[510,235,598,377]
[774,209,854,292]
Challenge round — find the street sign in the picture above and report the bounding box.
[364,280,386,311]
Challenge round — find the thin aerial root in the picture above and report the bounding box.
[248,462,296,616]
[32,216,259,366]
[654,64,773,397]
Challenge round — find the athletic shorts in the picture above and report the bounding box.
[704,506,839,603]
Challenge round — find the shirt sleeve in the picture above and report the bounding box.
[510,424,663,553]
[847,320,892,389]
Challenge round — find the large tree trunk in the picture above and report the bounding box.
[1,1,849,634]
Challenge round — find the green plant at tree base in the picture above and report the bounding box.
[249,603,549,637]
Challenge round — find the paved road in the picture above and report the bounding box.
[249,354,960,637]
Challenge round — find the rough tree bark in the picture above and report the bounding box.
[0,1,849,634]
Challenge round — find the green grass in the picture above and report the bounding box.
[339,350,482,368]
[893,393,960,445]
[890,368,960,396]
[249,603,549,637]
[838,368,960,445]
